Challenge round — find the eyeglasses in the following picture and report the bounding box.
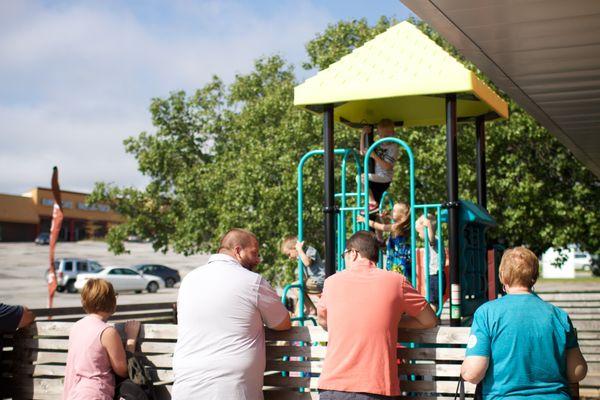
[343,248,356,256]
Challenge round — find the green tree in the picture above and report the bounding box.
[91,17,600,284]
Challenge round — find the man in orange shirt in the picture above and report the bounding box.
[317,231,438,399]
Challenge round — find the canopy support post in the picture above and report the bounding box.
[446,94,461,327]
[476,115,487,209]
[323,104,336,278]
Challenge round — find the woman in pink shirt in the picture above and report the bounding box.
[63,279,140,400]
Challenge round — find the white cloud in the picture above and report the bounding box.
[0,0,331,194]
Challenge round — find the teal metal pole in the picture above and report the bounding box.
[296,148,361,319]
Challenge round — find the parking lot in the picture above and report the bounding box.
[1,241,597,311]
[0,241,210,308]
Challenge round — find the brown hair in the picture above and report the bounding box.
[81,278,117,315]
[391,202,411,237]
[346,231,379,262]
[499,246,539,289]
[280,235,297,253]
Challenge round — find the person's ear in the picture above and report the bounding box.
[234,245,243,259]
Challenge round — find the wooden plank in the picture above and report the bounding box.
[398,327,470,344]
[15,337,175,354]
[573,320,600,330]
[30,302,175,317]
[402,379,476,394]
[139,341,175,354]
[263,375,317,389]
[135,324,178,340]
[34,314,174,324]
[12,377,64,397]
[17,338,69,351]
[25,351,68,365]
[266,326,328,342]
[16,364,65,377]
[580,346,600,355]
[580,387,600,398]
[579,340,600,347]
[21,322,72,337]
[266,345,327,359]
[398,363,462,377]
[569,314,600,321]
[581,375,600,387]
[21,321,178,340]
[539,293,600,301]
[137,354,173,369]
[398,347,466,361]
[578,332,600,340]
[266,360,323,373]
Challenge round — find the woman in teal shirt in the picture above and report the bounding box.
[461,247,588,399]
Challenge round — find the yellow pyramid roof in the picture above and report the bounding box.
[294,21,508,127]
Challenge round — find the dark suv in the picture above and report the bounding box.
[133,264,181,287]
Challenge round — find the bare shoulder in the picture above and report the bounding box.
[100,326,120,344]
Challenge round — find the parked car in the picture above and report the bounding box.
[35,232,50,245]
[45,258,104,293]
[133,264,181,288]
[75,266,165,293]
[592,254,600,277]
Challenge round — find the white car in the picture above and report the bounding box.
[75,266,165,293]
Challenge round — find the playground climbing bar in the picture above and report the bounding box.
[323,104,336,278]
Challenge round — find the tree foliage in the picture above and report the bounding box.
[90,17,600,283]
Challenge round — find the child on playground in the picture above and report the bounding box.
[416,214,445,311]
[280,236,325,315]
[359,119,399,212]
[358,202,412,279]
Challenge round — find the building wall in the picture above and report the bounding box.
[0,222,38,242]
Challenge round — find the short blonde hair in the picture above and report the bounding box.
[81,278,117,315]
[499,247,539,288]
[280,236,297,253]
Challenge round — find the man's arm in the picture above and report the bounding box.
[398,304,437,329]
[258,278,291,331]
[317,306,327,331]
[461,356,489,384]
[566,347,588,382]
[270,314,291,331]
[18,306,35,329]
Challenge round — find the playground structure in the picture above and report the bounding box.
[288,21,509,326]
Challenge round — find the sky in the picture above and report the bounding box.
[0,0,414,195]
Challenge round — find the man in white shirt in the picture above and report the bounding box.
[173,229,291,400]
